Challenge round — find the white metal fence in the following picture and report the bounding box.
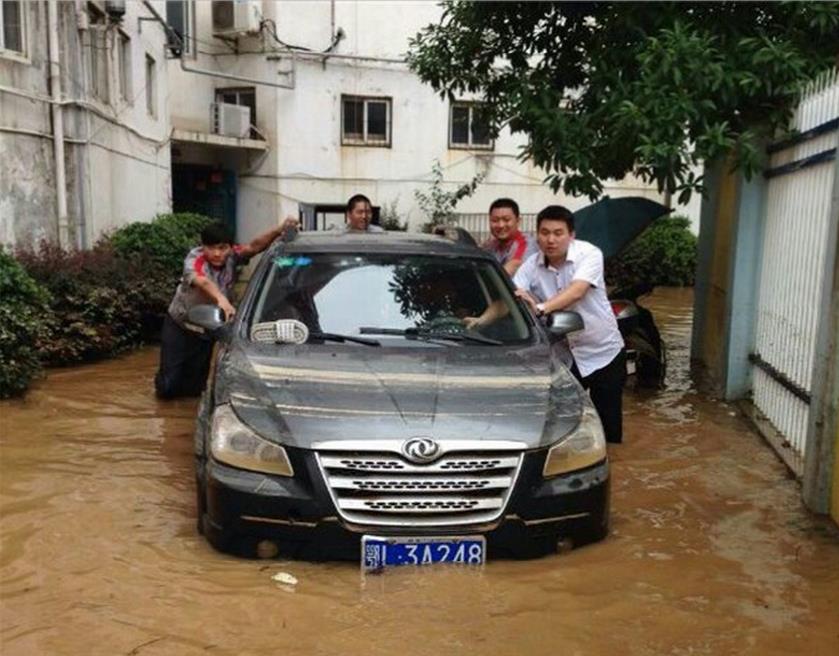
[752,68,839,475]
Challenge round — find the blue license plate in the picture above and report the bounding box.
[362,535,486,570]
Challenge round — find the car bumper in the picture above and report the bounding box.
[199,449,609,560]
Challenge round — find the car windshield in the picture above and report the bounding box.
[250,253,531,345]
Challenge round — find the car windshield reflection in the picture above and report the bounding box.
[251,254,531,345]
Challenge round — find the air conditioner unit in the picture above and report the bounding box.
[212,0,262,37]
[211,103,251,138]
[104,1,126,21]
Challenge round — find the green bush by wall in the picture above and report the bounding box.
[11,212,214,377]
[0,249,53,398]
[106,212,216,275]
[605,215,697,289]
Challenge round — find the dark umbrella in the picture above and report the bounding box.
[572,196,672,259]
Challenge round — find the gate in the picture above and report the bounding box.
[751,69,839,475]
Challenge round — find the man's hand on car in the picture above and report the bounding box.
[462,316,484,330]
[219,297,236,321]
[515,288,540,314]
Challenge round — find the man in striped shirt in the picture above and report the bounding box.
[481,198,537,276]
[155,218,297,399]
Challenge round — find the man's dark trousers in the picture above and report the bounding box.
[571,349,627,443]
[154,314,214,399]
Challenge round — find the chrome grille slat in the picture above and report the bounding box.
[339,496,503,513]
[328,475,512,492]
[317,449,523,528]
[319,454,519,473]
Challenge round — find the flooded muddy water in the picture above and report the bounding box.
[2,288,838,655]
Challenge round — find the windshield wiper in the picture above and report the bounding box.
[309,331,381,347]
[359,326,502,346]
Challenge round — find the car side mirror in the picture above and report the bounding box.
[186,304,227,335]
[548,311,584,338]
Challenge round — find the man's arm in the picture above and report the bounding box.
[238,216,299,258]
[193,276,236,320]
[537,280,591,314]
[503,258,524,277]
[462,299,508,329]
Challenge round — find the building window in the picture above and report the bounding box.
[341,95,391,147]
[0,0,24,55]
[87,3,109,103]
[215,87,257,138]
[449,102,493,150]
[145,54,156,117]
[166,0,193,55]
[118,32,131,103]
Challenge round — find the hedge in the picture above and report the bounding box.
[0,249,52,398]
[3,213,216,397]
[605,215,697,289]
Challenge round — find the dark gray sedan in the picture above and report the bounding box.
[189,231,609,565]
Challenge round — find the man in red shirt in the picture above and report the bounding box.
[481,198,537,276]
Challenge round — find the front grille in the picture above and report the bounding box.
[317,451,522,527]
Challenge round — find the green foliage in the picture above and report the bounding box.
[0,249,53,398]
[106,212,216,275]
[408,2,838,201]
[606,215,697,288]
[15,242,170,366]
[415,160,485,231]
[379,199,409,231]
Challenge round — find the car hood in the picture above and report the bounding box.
[215,342,583,450]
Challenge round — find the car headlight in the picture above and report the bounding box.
[210,404,294,476]
[542,401,607,477]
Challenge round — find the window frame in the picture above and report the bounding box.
[0,0,28,61]
[448,101,494,151]
[215,86,257,138]
[341,95,392,148]
[86,2,110,104]
[165,0,195,56]
[117,30,132,105]
[145,53,157,118]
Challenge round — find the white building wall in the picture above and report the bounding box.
[0,0,171,249]
[169,0,700,242]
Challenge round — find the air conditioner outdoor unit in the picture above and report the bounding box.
[211,103,251,138]
[212,0,262,37]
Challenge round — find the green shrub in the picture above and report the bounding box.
[0,249,53,398]
[15,242,165,365]
[605,215,697,289]
[106,212,216,275]
[104,212,217,337]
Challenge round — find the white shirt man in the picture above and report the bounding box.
[513,205,626,443]
[513,240,623,377]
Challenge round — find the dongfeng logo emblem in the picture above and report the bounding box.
[401,437,441,464]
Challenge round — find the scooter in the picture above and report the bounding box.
[609,282,666,388]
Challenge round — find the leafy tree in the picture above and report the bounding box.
[408,2,839,201]
[414,159,486,231]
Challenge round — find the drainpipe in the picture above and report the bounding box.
[47,0,70,248]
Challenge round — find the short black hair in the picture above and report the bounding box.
[200,222,234,246]
[346,193,372,214]
[536,205,574,232]
[489,197,520,217]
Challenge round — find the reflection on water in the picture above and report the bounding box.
[2,288,838,655]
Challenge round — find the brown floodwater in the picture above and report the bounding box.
[2,287,838,655]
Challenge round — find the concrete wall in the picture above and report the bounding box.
[0,0,171,250]
[168,0,700,242]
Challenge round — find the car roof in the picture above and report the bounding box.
[270,230,491,258]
